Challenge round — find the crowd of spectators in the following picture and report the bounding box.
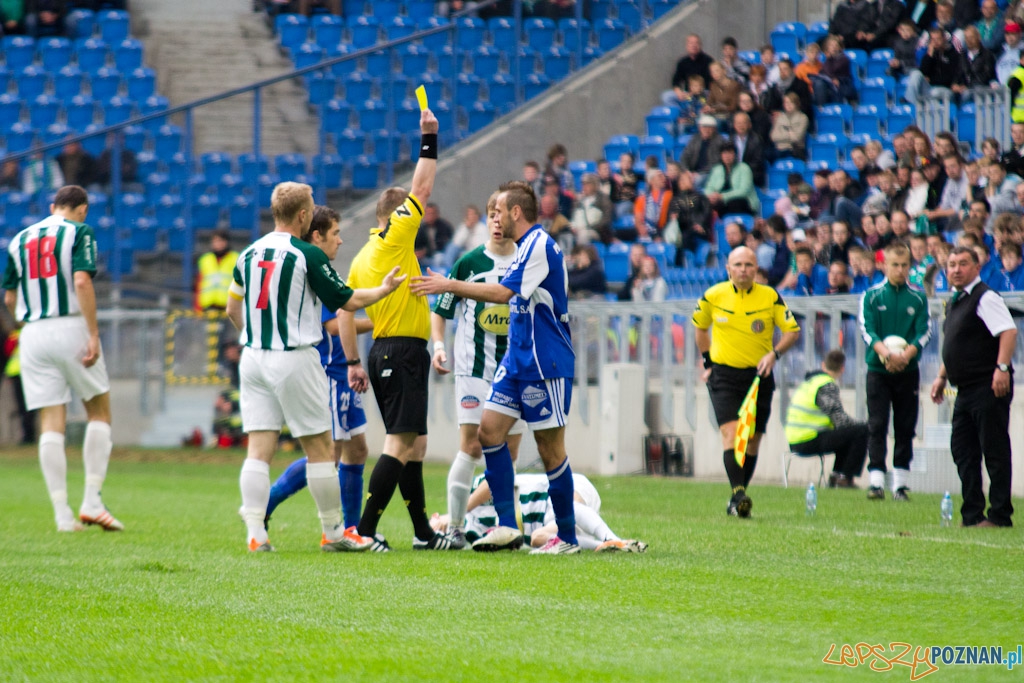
[0,1,126,38]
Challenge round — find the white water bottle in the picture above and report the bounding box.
[805,482,817,516]
[941,491,953,527]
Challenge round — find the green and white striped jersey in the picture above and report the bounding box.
[1,214,97,322]
[465,473,550,544]
[432,245,514,380]
[231,231,353,351]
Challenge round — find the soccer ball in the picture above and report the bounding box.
[882,335,908,353]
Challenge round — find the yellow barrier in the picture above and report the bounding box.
[163,309,231,386]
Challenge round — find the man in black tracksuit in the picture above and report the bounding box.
[930,247,1017,528]
[858,241,932,501]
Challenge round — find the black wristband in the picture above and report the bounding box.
[702,352,712,369]
[420,133,438,159]
[345,358,361,367]
[773,349,782,360]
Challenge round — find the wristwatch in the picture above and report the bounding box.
[997,363,1010,373]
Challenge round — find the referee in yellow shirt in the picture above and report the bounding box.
[338,109,452,551]
[693,246,801,518]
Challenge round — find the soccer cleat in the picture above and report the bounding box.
[827,472,842,489]
[79,507,124,531]
[471,525,524,552]
[321,526,374,552]
[529,536,581,555]
[412,532,457,550]
[893,487,911,502]
[595,539,648,553]
[736,494,752,518]
[370,533,391,552]
[446,527,467,550]
[248,537,275,552]
[867,486,885,500]
[57,519,85,532]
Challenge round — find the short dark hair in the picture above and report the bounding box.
[500,183,538,223]
[53,185,88,209]
[767,214,787,234]
[722,36,737,48]
[950,245,980,264]
[970,197,990,212]
[999,242,1022,259]
[824,349,846,372]
[794,246,814,259]
[305,205,339,244]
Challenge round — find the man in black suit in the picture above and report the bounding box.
[731,111,765,187]
[860,0,905,49]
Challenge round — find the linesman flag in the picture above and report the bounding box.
[734,376,760,467]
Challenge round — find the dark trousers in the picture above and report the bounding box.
[792,423,869,479]
[866,368,919,473]
[951,382,1014,527]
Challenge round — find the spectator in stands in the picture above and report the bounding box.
[96,143,137,190]
[953,0,982,30]
[794,43,823,90]
[808,169,833,220]
[720,36,750,86]
[901,167,938,228]
[446,205,489,262]
[195,229,238,312]
[976,0,1005,52]
[25,0,64,37]
[813,222,833,267]
[981,137,1001,165]
[996,22,1022,84]
[791,182,814,225]
[542,173,574,219]
[567,244,607,299]
[915,1,959,58]
[634,168,673,241]
[850,244,885,292]
[618,242,648,301]
[793,246,828,295]
[612,151,640,218]
[680,115,724,187]
[676,74,708,133]
[824,171,863,226]
[831,0,878,50]
[865,139,896,170]
[669,169,713,267]
[414,202,454,268]
[813,36,858,105]
[522,160,544,198]
[22,152,63,195]
[830,219,861,264]
[704,61,741,123]
[960,26,997,89]
[826,260,852,294]
[738,91,772,155]
[539,192,574,251]
[664,161,683,194]
[571,173,612,245]
[862,0,905,49]
[280,0,340,16]
[774,58,814,120]
[770,93,809,161]
[760,45,781,85]
[890,21,920,78]
[725,219,748,252]
[746,227,768,265]
[984,162,1018,217]
[862,168,896,217]
[963,210,994,252]
[908,0,937,31]
[0,0,25,34]
[731,112,765,187]
[906,27,963,107]
[56,140,98,191]
[664,34,714,108]
[861,212,881,250]
[595,158,613,198]
[926,154,970,232]
[765,215,793,287]
[993,242,1024,289]
[531,0,578,20]
[544,143,574,197]
[1001,124,1024,176]
[631,256,668,302]
[0,159,21,192]
[704,141,758,217]
[748,64,780,114]
[908,233,935,287]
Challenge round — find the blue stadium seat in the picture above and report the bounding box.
[151,151,178,182]
[543,46,572,80]
[595,19,627,52]
[54,65,83,99]
[852,105,882,136]
[90,66,121,99]
[395,98,420,132]
[216,173,244,207]
[488,16,518,53]
[809,134,841,165]
[487,74,517,113]
[844,49,868,76]
[66,8,96,40]
[523,72,550,100]
[355,98,387,130]
[138,94,169,131]
[455,16,486,50]
[525,17,557,51]
[369,0,400,17]
[815,104,849,136]
[335,127,366,158]
[312,14,343,49]
[645,242,673,272]
[0,66,10,96]
[238,153,269,186]
[192,193,222,228]
[604,134,639,161]
[201,152,233,186]
[343,72,376,105]
[0,93,22,124]
[74,37,109,74]
[322,97,351,131]
[651,0,677,20]
[343,0,364,16]
[39,37,73,72]
[165,216,189,253]
[957,102,976,146]
[312,153,344,187]
[129,216,158,251]
[86,191,109,218]
[370,130,402,164]
[590,0,612,21]
[418,16,451,51]
[431,45,460,79]
[42,122,71,144]
[470,45,501,79]
[405,0,435,21]
[3,192,31,227]
[275,153,307,182]
[276,14,310,52]
[256,173,278,206]
[327,44,358,78]
[386,16,416,42]
[455,73,482,108]
[154,193,183,227]
[604,242,630,284]
[103,95,134,125]
[228,195,254,230]
[92,216,115,258]
[467,100,496,133]
[398,44,430,79]
[154,124,183,157]
[305,70,336,106]
[16,66,48,99]
[3,36,36,71]
[770,22,804,55]
[126,66,155,100]
[350,154,380,189]
[845,133,871,158]
[29,94,59,128]
[806,20,829,45]
[144,172,173,205]
[559,18,591,52]
[617,2,643,32]
[887,104,915,134]
[639,135,670,166]
[113,38,143,72]
[382,73,408,109]
[568,159,595,191]
[80,124,106,156]
[4,122,33,151]
[98,10,130,44]
[115,192,146,226]
[364,49,391,75]
[870,48,895,62]
[349,16,381,49]
[581,45,605,66]
[768,158,805,190]
[293,42,325,69]
[865,57,889,79]
[416,72,444,105]
[646,106,677,137]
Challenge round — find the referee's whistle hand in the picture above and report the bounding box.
[421,109,439,134]
[409,268,447,296]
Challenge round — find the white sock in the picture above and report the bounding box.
[39,432,71,521]
[307,461,343,539]
[869,469,885,489]
[892,468,909,492]
[239,458,270,544]
[447,450,477,530]
[81,421,112,511]
[574,501,617,546]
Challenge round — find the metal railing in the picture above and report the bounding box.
[917,86,1012,153]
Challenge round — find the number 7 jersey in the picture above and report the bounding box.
[2,214,97,322]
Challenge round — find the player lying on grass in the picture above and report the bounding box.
[430,473,647,553]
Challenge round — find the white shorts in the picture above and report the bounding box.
[572,473,601,512]
[239,346,330,438]
[455,375,525,435]
[19,316,110,411]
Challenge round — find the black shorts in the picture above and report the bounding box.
[368,337,430,435]
[707,364,775,434]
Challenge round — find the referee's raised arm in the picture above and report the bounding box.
[411,109,439,203]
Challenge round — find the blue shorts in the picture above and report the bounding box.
[485,366,572,430]
[328,375,367,441]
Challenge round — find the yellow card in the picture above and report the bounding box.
[415,85,428,111]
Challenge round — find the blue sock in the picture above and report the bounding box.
[547,458,578,545]
[483,442,517,529]
[266,457,309,519]
[338,463,365,528]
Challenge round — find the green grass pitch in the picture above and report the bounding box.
[1,448,1021,682]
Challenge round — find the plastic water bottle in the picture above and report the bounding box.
[805,482,817,516]
[941,491,953,527]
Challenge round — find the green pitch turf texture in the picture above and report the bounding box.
[1,449,1021,683]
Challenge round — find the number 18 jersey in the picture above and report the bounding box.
[2,214,97,323]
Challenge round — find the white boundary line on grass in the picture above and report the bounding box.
[787,524,1016,550]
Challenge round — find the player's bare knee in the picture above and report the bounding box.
[341,434,369,465]
[300,431,334,463]
[83,392,111,424]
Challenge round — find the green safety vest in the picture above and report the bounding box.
[1013,66,1024,123]
[785,373,834,445]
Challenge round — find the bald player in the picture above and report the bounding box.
[692,246,801,517]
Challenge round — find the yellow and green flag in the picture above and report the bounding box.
[734,376,760,467]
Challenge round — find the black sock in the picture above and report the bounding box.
[398,460,434,541]
[723,449,745,493]
[743,454,759,488]
[356,454,404,538]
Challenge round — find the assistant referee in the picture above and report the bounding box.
[693,246,801,517]
[339,108,452,551]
